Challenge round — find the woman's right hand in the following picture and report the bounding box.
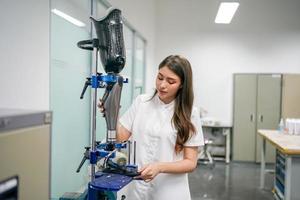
[97,99,105,116]
[138,163,162,182]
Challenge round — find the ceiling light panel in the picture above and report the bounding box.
[215,2,239,24]
[51,9,85,27]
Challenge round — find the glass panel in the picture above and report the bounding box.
[133,36,146,99]
[120,26,134,114]
[95,1,108,18]
[50,0,91,199]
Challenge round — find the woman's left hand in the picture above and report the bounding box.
[138,163,161,182]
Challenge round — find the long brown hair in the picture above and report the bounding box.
[154,55,196,152]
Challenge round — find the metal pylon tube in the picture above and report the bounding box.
[90,46,99,181]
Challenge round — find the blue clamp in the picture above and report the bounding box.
[90,150,117,164]
[115,143,127,149]
[97,142,127,150]
[91,75,99,88]
[97,149,116,159]
[91,74,128,88]
[90,151,98,164]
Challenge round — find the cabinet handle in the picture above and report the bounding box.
[250,114,254,122]
[259,115,263,122]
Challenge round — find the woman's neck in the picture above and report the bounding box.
[158,96,174,104]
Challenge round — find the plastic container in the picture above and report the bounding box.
[278,118,285,133]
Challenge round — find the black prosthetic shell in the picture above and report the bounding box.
[90,8,126,74]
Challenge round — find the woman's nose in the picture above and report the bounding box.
[160,80,167,89]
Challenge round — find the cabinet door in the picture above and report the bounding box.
[282,74,300,119]
[0,125,51,200]
[256,74,282,163]
[233,74,257,161]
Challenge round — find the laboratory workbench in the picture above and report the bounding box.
[258,129,300,200]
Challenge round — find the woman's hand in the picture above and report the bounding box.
[138,163,162,182]
[136,147,198,181]
[97,99,105,116]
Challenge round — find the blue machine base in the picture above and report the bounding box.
[91,172,133,191]
[88,172,132,200]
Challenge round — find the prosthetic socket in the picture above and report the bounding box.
[90,9,125,74]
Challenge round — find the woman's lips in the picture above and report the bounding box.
[158,90,167,95]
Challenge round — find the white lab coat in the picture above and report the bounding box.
[118,94,204,200]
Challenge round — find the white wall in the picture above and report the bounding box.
[107,0,157,92]
[155,0,300,125]
[0,0,50,110]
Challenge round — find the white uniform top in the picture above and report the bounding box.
[118,94,204,200]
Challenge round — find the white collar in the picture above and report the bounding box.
[154,94,175,109]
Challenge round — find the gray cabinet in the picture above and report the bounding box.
[233,74,281,162]
[0,109,51,200]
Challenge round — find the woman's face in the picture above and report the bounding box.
[156,66,182,104]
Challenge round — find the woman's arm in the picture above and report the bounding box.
[116,122,132,142]
[138,146,199,182]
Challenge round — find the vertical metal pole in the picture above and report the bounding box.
[90,47,98,182]
[142,38,146,93]
[127,141,131,165]
[133,141,136,165]
[131,31,136,101]
[89,0,95,149]
[260,138,266,189]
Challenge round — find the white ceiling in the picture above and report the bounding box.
[155,0,300,32]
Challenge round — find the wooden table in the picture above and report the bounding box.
[258,129,300,200]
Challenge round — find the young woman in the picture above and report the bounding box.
[101,55,203,200]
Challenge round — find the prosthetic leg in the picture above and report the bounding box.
[76,8,139,200]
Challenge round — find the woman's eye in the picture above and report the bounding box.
[158,76,163,80]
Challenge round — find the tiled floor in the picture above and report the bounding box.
[189,162,274,200]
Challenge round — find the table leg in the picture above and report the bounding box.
[260,138,266,189]
[285,156,292,200]
[225,128,230,163]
